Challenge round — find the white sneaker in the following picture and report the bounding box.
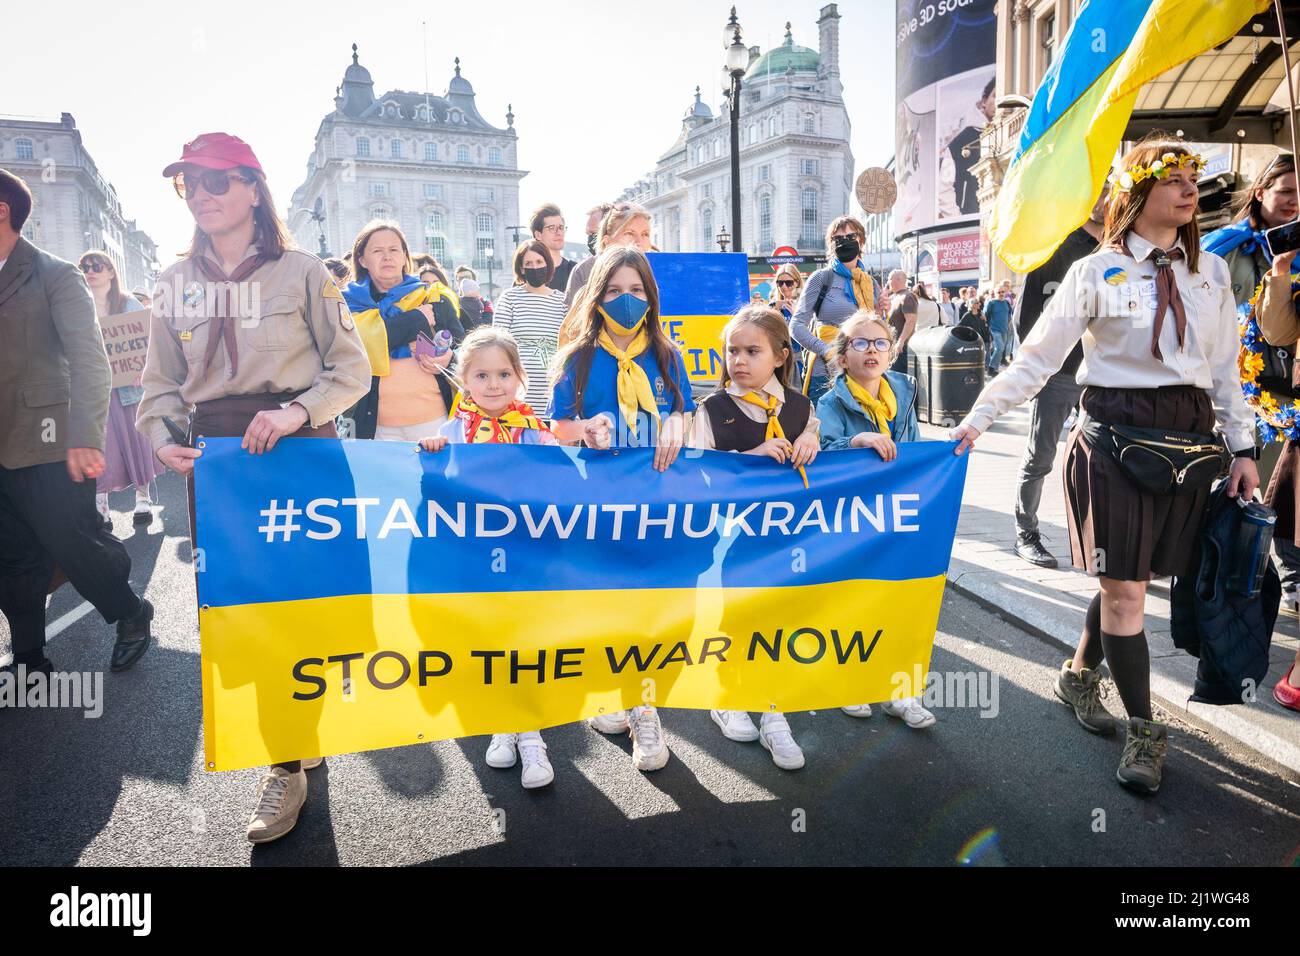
[246,766,307,844]
[485,733,518,768]
[840,703,873,718]
[758,713,805,770]
[133,490,152,521]
[588,710,630,734]
[710,709,759,742]
[628,705,670,771]
[517,731,554,788]
[95,493,111,523]
[881,696,936,729]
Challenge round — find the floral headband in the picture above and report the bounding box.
[1107,151,1206,192]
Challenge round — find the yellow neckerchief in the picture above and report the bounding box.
[845,374,896,435]
[456,397,545,444]
[352,285,431,378]
[596,323,660,438]
[734,383,809,489]
[802,324,840,395]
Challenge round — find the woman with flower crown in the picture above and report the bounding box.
[949,135,1259,795]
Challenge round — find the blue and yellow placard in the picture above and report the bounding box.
[195,437,968,771]
[648,252,751,384]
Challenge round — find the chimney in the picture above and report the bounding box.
[818,4,842,97]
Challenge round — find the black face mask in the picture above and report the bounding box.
[522,267,549,288]
[834,235,861,263]
[587,233,598,256]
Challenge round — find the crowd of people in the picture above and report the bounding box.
[0,127,1295,845]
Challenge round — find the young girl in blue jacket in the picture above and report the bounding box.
[818,310,935,728]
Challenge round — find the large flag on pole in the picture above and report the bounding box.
[990,0,1270,274]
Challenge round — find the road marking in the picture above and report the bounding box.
[47,601,96,638]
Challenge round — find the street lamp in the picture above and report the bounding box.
[716,226,731,253]
[310,196,330,258]
[724,7,747,254]
[485,245,495,298]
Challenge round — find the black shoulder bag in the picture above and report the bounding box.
[1079,412,1230,496]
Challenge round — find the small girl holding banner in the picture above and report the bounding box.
[689,304,820,769]
[818,310,936,729]
[419,326,559,789]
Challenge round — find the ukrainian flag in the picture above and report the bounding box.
[992,0,1269,273]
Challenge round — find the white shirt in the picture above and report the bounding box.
[915,297,942,332]
[689,374,819,450]
[961,231,1254,452]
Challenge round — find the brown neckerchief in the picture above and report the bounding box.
[1118,237,1187,360]
[191,252,268,378]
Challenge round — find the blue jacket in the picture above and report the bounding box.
[817,371,920,450]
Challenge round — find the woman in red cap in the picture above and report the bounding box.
[136,132,372,844]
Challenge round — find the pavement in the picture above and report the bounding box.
[921,405,1300,778]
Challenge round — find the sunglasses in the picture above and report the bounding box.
[849,337,892,353]
[80,261,109,274]
[173,169,252,200]
[776,279,796,288]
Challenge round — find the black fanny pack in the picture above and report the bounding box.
[1079,413,1230,496]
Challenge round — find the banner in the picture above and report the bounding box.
[99,310,150,390]
[648,252,750,384]
[195,437,968,771]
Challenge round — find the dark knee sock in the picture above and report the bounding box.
[1073,593,1104,671]
[1100,629,1151,720]
[272,761,302,773]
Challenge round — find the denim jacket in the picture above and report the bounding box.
[817,371,920,450]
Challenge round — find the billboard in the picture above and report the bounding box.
[895,0,997,237]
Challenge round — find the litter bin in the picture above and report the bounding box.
[907,325,986,427]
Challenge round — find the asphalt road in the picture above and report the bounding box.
[1,470,1298,866]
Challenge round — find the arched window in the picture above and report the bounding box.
[15,138,34,160]
[758,193,773,250]
[699,205,714,250]
[800,188,819,247]
[424,142,437,162]
[457,144,470,163]
[356,137,371,157]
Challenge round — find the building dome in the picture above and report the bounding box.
[343,44,372,85]
[744,23,819,81]
[448,57,474,95]
[686,86,713,120]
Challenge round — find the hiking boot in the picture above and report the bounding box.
[111,598,153,672]
[1015,531,1058,568]
[1054,661,1116,735]
[1116,717,1168,794]
[246,766,307,843]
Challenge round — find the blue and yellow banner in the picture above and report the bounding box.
[649,252,751,384]
[195,437,968,771]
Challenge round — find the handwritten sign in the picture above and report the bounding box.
[99,311,150,390]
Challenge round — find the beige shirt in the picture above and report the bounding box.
[1258,272,1300,346]
[135,244,372,450]
[961,232,1255,452]
[689,374,819,450]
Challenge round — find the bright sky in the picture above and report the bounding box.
[4,0,895,259]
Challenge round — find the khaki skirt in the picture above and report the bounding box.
[1063,385,1215,581]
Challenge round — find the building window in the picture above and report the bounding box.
[457,144,470,163]
[769,117,777,138]
[758,194,772,251]
[391,138,403,158]
[476,237,495,266]
[474,187,495,203]
[424,142,437,162]
[427,236,447,261]
[372,204,392,221]
[423,183,442,200]
[488,146,503,166]
[1039,12,1056,77]
[357,137,371,157]
[368,182,389,198]
[699,205,714,249]
[701,183,712,199]
[800,159,820,176]
[714,139,721,158]
[758,164,770,183]
[476,213,494,235]
[426,212,445,235]
[803,115,815,134]
[15,138,34,160]
[800,188,819,247]
[748,125,757,145]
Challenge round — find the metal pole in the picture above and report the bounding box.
[1274,0,1298,159]
[730,71,743,252]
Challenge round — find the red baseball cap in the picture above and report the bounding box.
[162,132,264,177]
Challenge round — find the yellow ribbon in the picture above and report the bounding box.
[597,325,660,439]
[845,374,896,435]
[735,390,808,489]
[802,323,841,395]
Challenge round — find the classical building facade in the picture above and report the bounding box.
[0,112,159,290]
[288,46,526,295]
[617,5,853,256]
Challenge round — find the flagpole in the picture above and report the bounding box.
[1274,0,1298,158]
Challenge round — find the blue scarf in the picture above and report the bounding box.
[832,258,869,306]
[343,275,429,358]
[1202,219,1269,258]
